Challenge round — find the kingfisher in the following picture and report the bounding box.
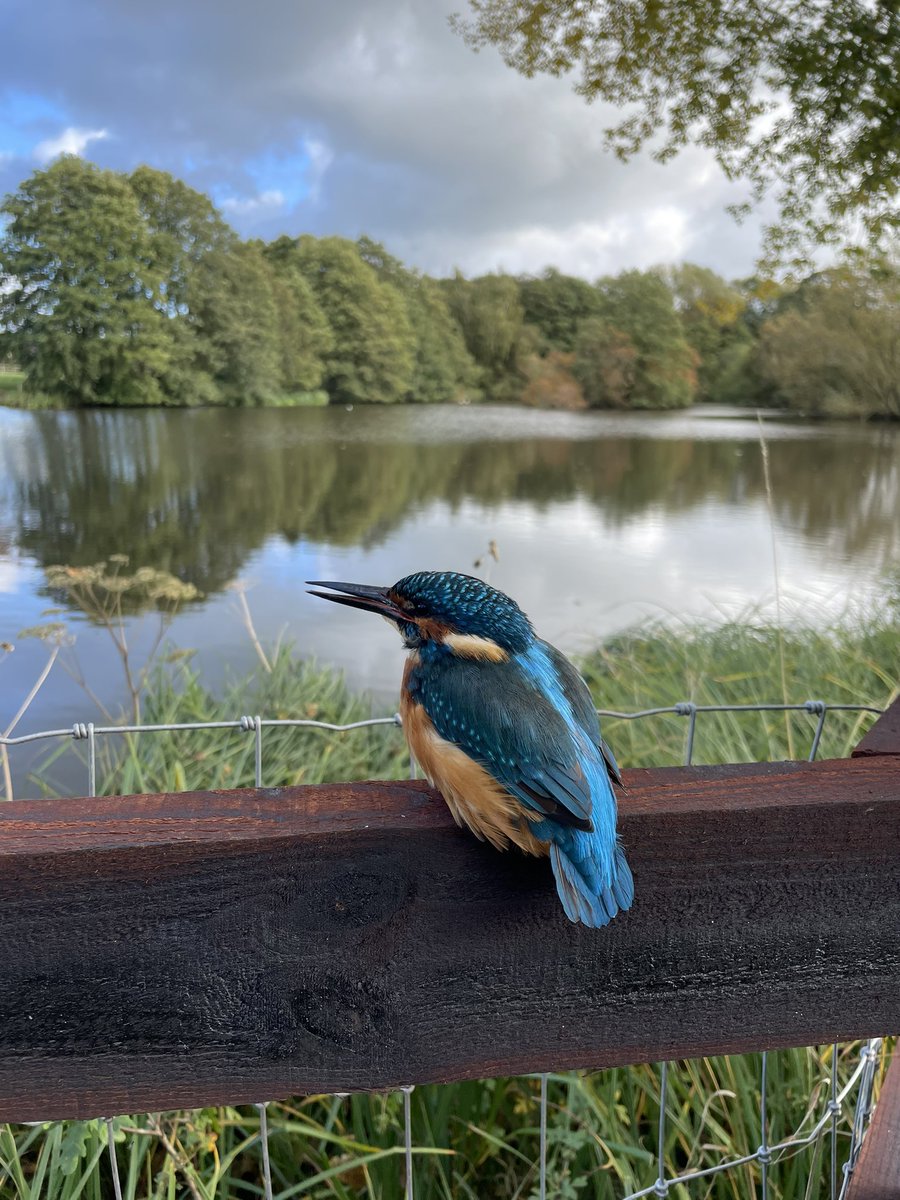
[308,571,633,928]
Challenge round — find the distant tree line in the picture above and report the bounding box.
[1,157,897,417]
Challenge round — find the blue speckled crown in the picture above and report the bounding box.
[393,571,534,653]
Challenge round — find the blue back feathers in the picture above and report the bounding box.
[396,572,634,929]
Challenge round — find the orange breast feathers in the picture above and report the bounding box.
[400,682,546,857]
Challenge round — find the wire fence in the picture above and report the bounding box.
[0,699,886,796]
[0,698,891,1199]
[78,1041,888,1200]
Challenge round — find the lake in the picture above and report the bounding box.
[1,403,898,796]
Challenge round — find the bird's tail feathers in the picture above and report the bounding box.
[550,841,633,928]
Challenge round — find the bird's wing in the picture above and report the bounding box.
[409,652,600,832]
[541,641,623,787]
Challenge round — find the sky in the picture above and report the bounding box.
[0,0,777,281]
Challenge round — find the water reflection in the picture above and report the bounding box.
[3,406,897,606]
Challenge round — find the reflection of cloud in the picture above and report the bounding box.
[34,127,109,162]
[0,557,29,594]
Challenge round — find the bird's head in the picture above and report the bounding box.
[308,570,534,661]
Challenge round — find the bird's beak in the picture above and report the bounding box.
[306,580,409,623]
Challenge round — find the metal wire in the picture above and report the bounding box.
[255,1103,273,1200]
[401,1085,415,1200]
[654,1062,668,1196]
[760,1051,770,1200]
[1,701,883,802]
[830,1041,840,1200]
[105,1118,123,1200]
[539,1073,548,1200]
[620,1039,884,1200]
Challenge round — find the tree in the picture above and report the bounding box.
[453,1,900,265]
[589,270,698,408]
[265,237,334,396]
[519,268,603,350]
[188,242,284,405]
[442,272,525,396]
[129,166,242,405]
[662,264,754,401]
[357,237,477,402]
[0,158,172,405]
[574,321,638,408]
[129,166,236,313]
[291,236,415,404]
[758,259,900,417]
[521,349,586,408]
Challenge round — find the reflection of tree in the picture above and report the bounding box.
[6,410,898,613]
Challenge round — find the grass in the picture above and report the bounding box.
[0,375,331,411]
[0,372,59,410]
[261,389,331,407]
[5,608,898,1199]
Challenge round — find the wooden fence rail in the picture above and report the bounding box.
[1,701,898,1180]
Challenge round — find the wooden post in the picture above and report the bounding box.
[1,742,898,1122]
[846,1053,900,1200]
[843,695,900,1197]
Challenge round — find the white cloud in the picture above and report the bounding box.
[393,206,696,280]
[33,127,108,163]
[2,0,779,277]
[219,188,285,216]
[303,136,333,202]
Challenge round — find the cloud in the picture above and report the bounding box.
[218,188,286,217]
[33,126,108,163]
[0,0,773,278]
[303,137,333,203]
[396,206,697,280]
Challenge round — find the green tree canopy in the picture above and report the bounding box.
[188,242,285,405]
[592,271,705,410]
[128,166,236,313]
[574,320,638,408]
[0,157,173,405]
[454,1,900,265]
[662,263,754,401]
[290,235,415,403]
[129,166,245,405]
[519,268,603,350]
[264,236,334,395]
[759,257,900,417]
[357,237,477,402]
[441,272,525,395]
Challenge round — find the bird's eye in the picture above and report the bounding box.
[391,592,426,619]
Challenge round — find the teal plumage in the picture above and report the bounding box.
[308,571,634,928]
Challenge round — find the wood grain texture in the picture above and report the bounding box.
[853,695,900,758]
[847,1052,900,1200]
[1,756,898,1121]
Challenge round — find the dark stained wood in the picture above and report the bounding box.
[847,1051,900,1200]
[853,695,900,758]
[0,756,898,1121]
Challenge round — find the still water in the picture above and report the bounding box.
[1,404,898,793]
